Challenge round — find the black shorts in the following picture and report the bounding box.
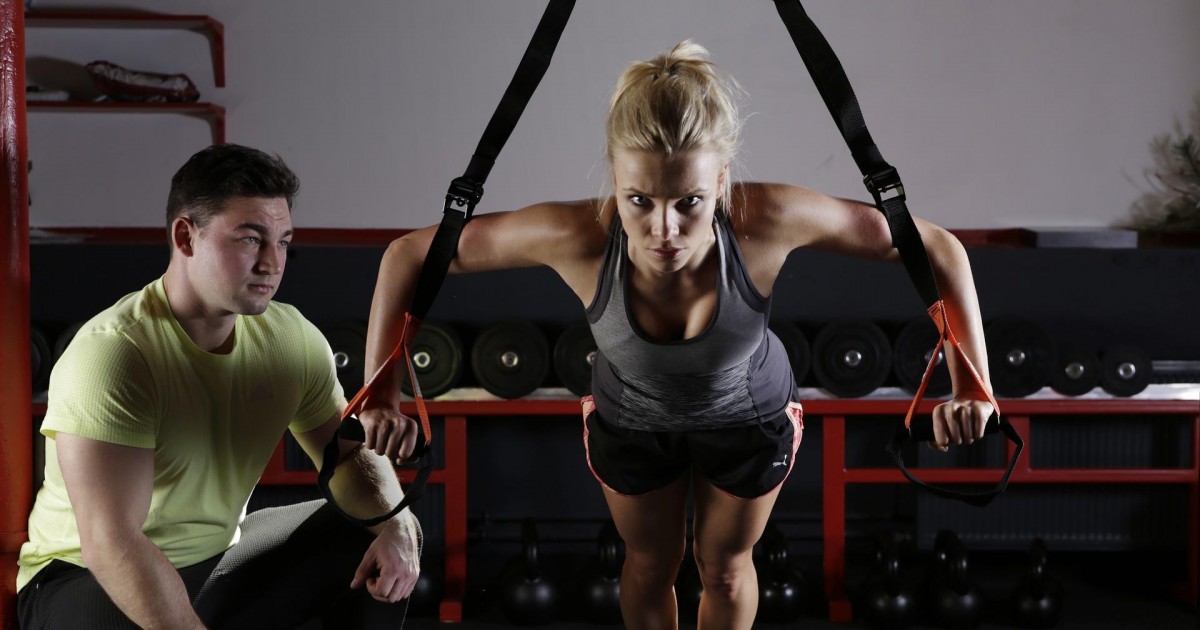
[581,396,804,499]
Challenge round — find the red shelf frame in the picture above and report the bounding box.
[26,101,225,144]
[820,399,1200,622]
[24,11,225,87]
[30,397,1199,623]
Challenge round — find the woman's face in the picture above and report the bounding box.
[611,147,726,275]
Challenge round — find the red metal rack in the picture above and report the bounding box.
[815,397,1200,622]
[257,398,580,623]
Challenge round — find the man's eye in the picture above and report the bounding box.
[243,236,261,245]
[279,240,291,249]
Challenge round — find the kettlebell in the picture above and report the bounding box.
[756,524,806,623]
[500,519,558,625]
[408,563,443,618]
[927,536,983,629]
[858,534,917,629]
[578,521,623,624]
[1010,538,1063,628]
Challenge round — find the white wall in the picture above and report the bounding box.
[25,0,1200,230]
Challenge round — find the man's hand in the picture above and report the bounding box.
[350,515,421,603]
[357,407,421,463]
[928,398,994,452]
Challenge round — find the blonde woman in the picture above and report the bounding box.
[360,41,993,629]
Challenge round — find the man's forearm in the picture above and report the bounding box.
[329,445,412,534]
[84,531,206,629]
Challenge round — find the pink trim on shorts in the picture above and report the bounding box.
[712,401,805,501]
[580,395,636,497]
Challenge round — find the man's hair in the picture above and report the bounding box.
[165,144,300,231]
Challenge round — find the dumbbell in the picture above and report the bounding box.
[472,321,550,399]
[812,320,892,398]
[553,321,596,397]
[892,318,951,397]
[400,321,465,398]
[986,317,1056,397]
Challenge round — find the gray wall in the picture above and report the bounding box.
[26,0,1200,230]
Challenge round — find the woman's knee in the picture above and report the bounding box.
[623,545,686,589]
[692,548,756,600]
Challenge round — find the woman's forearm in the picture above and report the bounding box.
[364,235,427,409]
[925,227,993,397]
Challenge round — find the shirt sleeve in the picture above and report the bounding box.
[42,330,158,449]
[290,317,347,433]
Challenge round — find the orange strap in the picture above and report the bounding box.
[342,312,432,456]
[903,300,1001,430]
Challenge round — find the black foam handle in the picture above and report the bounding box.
[908,411,1000,443]
[338,415,367,442]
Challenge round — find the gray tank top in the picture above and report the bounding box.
[586,213,795,431]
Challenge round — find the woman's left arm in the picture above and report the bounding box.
[743,182,994,450]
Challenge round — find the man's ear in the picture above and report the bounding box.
[171,216,197,257]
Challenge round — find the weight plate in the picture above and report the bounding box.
[471,321,550,399]
[553,321,596,397]
[1048,344,1101,396]
[1100,345,1152,397]
[985,318,1056,398]
[892,318,951,397]
[321,321,367,396]
[770,320,812,387]
[53,320,86,361]
[811,320,892,398]
[400,321,465,398]
[31,325,52,393]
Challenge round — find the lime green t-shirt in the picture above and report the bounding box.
[17,277,345,591]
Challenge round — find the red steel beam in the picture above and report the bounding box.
[0,2,31,627]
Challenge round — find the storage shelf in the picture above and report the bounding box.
[27,101,225,144]
[25,227,1200,248]
[25,11,225,87]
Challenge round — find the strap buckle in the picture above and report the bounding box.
[863,166,906,206]
[444,177,484,218]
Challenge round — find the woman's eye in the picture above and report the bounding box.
[628,195,650,207]
[678,196,702,209]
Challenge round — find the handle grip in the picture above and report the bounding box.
[908,411,1000,443]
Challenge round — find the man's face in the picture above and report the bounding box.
[187,196,293,317]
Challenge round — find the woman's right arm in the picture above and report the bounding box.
[357,201,604,460]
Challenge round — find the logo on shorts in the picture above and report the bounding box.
[772,454,788,468]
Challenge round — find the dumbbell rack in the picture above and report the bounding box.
[33,389,1200,624]
[817,392,1200,623]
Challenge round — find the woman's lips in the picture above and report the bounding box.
[651,247,681,261]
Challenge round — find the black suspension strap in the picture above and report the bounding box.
[772,0,1022,507]
[319,0,577,527]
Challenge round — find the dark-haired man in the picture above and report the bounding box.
[16,144,419,629]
